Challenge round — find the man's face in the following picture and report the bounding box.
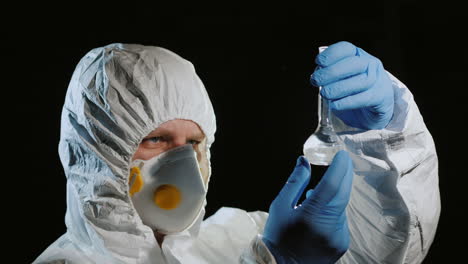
[132,119,209,183]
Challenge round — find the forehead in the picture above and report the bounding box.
[148,119,205,138]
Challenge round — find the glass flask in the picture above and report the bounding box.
[303,47,344,165]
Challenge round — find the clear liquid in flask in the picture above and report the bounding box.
[303,46,343,165]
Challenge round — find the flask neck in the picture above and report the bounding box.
[318,87,332,127]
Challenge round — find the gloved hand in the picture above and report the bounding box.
[262,151,354,264]
[310,41,394,130]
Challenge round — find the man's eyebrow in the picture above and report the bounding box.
[144,129,168,138]
[145,129,205,139]
[190,131,205,140]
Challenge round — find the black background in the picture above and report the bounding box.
[7,2,465,263]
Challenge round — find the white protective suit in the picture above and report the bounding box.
[34,43,440,264]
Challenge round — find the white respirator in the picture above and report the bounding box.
[128,144,207,234]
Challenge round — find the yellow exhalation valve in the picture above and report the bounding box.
[129,167,144,196]
[153,184,182,210]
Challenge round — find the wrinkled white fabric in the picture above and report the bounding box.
[331,72,440,264]
[35,44,439,264]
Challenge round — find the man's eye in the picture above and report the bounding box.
[188,139,201,145]
[145,137,161,143]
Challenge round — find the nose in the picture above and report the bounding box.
[170,137,189,149]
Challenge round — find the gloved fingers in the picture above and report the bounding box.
[311,56,368,87]
[329,88,379,111]
[305,189,314,199]
[320,71,376,100]
[275,156,311,209]
[326,59,379,110]
[304,150,353,207]
[315,41,358,67]
[328,155,354,208]
[327,212,351,256]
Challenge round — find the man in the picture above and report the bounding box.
[34,41,440,263]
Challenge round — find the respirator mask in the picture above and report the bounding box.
[129,144,207,234]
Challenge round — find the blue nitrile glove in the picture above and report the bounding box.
[310,41,394,130]
[262,151,354,264]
